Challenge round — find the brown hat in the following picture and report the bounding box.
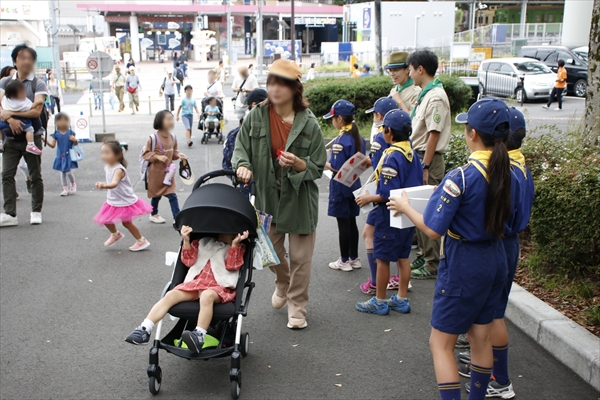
[268,59,302,81]
[385,51,409,69]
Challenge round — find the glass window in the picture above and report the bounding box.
[487,62,502,72]
[158,34,167,46]
[500,64,515,74]
[513,62,552,74]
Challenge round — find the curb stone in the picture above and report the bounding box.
[506,283,600,391]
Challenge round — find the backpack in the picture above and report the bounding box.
[222,126,241,170]
[139,132,177,187]
[175,67,184,83]
[31,77,50,133]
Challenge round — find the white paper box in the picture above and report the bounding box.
[353,181,379,214]
[389,185,435,229]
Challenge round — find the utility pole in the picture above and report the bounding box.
[49,0,62,83]
[290,0,296,61]
[227,0,232,74]
[257,0,263,76]
[373,0,382,74]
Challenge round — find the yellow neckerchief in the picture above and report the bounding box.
[339,124,353,134]
[468,150,492,183]
[508,149,528,179]
[372,141,413,182]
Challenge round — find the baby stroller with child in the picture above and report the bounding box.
[144,170,257,399]
[198,97,224,144]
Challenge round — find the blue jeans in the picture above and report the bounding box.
[151,193,180,218]
[176,83,181,96]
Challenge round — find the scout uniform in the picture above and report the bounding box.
[384,51,421,113]
[372,111,423,262]
[424,99,518,334]
[324,100,366,219]
[495,107,535,319]
[366,97,397,172]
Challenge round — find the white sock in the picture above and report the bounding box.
[195,327,207,336]
[142,318,155,332]
[112,231,120,236]
[137,236,145,243]
[375,298,386,304]
[27,141,34,146]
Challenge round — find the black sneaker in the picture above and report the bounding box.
[181,329,205,353]
[125,326,150,345]
[455,333,470,349]
[458,349,471,364]
[486,379,516,399]
[458,362,471,378]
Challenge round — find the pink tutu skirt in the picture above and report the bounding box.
[93,198,153,226]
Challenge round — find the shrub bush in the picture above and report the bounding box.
[437,74,473,115]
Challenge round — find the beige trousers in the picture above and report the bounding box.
[268,227,316,320]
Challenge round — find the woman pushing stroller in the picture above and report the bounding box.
[126,225,249,353]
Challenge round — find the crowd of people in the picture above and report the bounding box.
[0,44,535,400]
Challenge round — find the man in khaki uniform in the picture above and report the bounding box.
[111,66,126,112]
[386,51,421,113]
[406,49,451,279]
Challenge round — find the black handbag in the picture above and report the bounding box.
[232,78,247,103]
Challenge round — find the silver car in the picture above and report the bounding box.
[478,58,559,103]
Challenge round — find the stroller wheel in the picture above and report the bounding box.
[240,332,249,357]
[230,377,241,399]
[149,375,161,395]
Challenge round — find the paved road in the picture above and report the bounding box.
[1,64,598,399]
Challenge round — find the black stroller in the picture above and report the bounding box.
[198,97,224,144]
[146,170,257,399]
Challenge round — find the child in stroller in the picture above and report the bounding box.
[198,96,223,144]
[125,225,249,352]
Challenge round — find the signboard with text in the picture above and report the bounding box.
[263,40,301,60]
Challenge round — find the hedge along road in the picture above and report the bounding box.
[0,98,598,399]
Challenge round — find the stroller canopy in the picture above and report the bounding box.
[175,183,257,236]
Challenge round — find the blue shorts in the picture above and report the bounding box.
[0,117,33,136]
[366,208,377,225]
[431,235,507,334]
[495,234,520,319]
[182,114,193,130]
[328,196,360,219]
[373,227,414,261]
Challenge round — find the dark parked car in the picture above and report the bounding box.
[518,45,588,97]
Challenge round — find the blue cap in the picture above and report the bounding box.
[323,99,356,119]
[382,109,412,132]
[455,98,510,137]
[366,97,398,115]
[508,107,526,132]
[363,64,371,71]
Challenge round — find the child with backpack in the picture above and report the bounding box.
[142,110,187,225]
[174,62,185,96]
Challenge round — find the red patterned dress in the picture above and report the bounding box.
[174,240,245,303]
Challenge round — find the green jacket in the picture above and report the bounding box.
[232,102,327,234]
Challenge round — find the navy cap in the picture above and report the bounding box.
[245,88,268,106]
[323,99,356,119]
[363,64,371,71]
[366,97,398,115]
[382,109,412,132]
[455,98,510,137]
[508,107,526,132]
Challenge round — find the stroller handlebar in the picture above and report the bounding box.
[192,169,256,197]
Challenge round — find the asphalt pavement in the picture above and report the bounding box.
[1,64,598,399]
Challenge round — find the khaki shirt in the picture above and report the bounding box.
[112,72,126,87]
[410,86,451,153]
[389,84,421,113]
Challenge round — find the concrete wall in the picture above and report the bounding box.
[348,1,456,50]
[561,0,594,47]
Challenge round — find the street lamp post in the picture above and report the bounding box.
[290,0,296,61]
[257,0,263,76]
[227,0,232,74]
[49,0,62,83]
[414,13,424,49]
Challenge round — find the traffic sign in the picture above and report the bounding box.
[91,79,111,92]
[86,51,113,79]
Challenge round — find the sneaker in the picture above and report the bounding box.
[411,266,437,280]
[554,107,562,111]
[388,294,411,313]
[30,212,42,225]
[187,140,193,147]
[458,362,471,378]
[387,275,399,290]
[287,317,308,329]
[360,278,377,295]
[0,213,18,227]
[272,290,287,309]
[356,297,389,315]
[542,105,549,109]
[458,349,471,364]
[69,182,77,194]
[410,255,425,270]
[125,326,151,345]
[129,238,150,252]
[486,379,516,399]
[456,333,470,349]
[104,231,124,247]
[149,215,166,224]
[350,258,362,269]
[25,143,42,155]
[181,329,205,353]
[26,179,32,194]
[328,258,353,272]
[60,186,69,196]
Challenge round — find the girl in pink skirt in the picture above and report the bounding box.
[94,141,152,251]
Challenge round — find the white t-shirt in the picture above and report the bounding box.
[206,81,223,98]
[232,74,259,109]
[1,96,32,112]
